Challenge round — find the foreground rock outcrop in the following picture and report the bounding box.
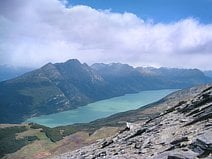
[53,85,212,159]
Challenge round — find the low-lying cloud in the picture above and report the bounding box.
[0,0,212,70]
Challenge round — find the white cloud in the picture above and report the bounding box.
[0,0,212,70]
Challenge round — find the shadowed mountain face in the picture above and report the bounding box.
[0,59,114,123]
[0,59,211,123]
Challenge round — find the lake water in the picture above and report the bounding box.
[27,89,177,127]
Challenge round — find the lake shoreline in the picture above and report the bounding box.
[26,89,178,127]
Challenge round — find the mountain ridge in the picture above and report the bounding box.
[0,59,211,124]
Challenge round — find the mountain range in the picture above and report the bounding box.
[0,59,211,123]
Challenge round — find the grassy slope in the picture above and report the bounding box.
[1,124,120,159]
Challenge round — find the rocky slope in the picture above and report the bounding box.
[53,84,212,159]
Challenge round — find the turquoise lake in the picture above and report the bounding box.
[27,89,177,127]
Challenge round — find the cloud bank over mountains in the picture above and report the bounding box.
[0,0,212,69]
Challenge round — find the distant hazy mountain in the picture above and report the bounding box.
[204,70,212,78]
[0,65,32,82]
[91,63,146,93]
[0,59,211,123]
[92,64,211,89]
[136,67,211,88]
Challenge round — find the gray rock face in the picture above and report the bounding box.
[196,130,212,150]
[52,85,212,159]
[154,150,199,159]
[190,130,212,158]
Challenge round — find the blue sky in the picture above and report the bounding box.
[0,0,212,69]
[68,0,212,24]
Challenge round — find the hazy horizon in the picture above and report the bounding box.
[1,58,212,71]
